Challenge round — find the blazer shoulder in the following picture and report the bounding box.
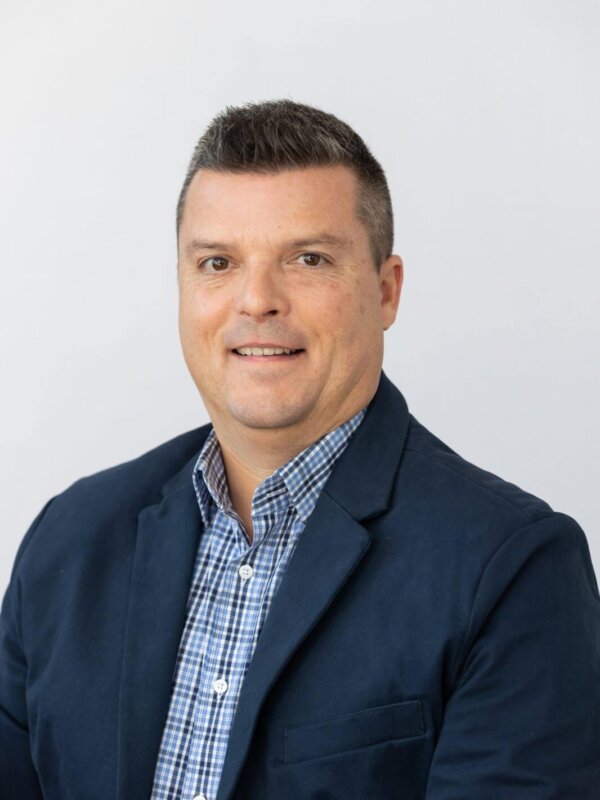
[15,425,211,571]
[402,414,555,525]
[60,423,211,505]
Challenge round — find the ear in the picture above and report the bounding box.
[380,255,404,331]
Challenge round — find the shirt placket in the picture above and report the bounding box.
[183,516,267,800]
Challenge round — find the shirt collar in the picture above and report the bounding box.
[192,406,368,530]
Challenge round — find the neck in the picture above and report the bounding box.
[213,422,325,545]
[216,424,315,478]
[209,403,364,541]
[203,371,381,539]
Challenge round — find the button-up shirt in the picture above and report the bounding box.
[150,406,368,800]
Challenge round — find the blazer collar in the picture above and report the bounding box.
[116,369,410,800]
[322,369,409,519]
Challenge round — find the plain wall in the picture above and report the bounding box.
[1,0,598,591]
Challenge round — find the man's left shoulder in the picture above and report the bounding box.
[391,415,590,563]
[402,415,553,521]
[385,413,599,605]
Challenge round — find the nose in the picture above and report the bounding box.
[235,261,291,320]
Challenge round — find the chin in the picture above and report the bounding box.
[229,400,309,431]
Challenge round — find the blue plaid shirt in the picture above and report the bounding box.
[150,406,368,800]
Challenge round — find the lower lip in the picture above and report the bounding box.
[231,350,305,363]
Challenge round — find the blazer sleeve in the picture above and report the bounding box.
[0,498,55,800]
[425,512,600,799]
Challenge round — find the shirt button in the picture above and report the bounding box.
[213,678,228,695]
[193,795,207,800]
[238,564,253,580]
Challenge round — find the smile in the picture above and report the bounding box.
[231,348,305,362]
[233,347,303,356]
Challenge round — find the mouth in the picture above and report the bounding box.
[231,347,305,362]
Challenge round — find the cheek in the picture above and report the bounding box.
[338,280,373,325]
[313,288,367,356]
[341,285,381,352]
[179,287,220,334]
[178,302,197,352]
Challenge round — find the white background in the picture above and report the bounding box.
[1,0,598,591]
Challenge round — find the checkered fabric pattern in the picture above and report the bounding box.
[150,405,368,800]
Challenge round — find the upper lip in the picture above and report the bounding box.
[232,343,304,350]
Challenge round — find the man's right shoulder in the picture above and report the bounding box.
[13,424,212,572]
[65,423,211,503]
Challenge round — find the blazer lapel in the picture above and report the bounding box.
[116,438,209,800]
[215,495,372,800]
[115,370,409,800]
[216,370,410,800]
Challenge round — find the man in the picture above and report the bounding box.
[1,100,599,800]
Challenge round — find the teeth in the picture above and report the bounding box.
[235,347,299,356]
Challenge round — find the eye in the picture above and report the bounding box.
[199,256,230,273]
[297,252,330,268]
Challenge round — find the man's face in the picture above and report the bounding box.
[177,165,402,441]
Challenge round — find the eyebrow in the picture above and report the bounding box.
[184,240,225,254]
[286,235,352,251]
[184,233,352,255]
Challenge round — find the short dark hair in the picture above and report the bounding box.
[176,99,394,270]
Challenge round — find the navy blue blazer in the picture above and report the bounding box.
[2,370,600,799]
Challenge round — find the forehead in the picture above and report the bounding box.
[180,165,363,240]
